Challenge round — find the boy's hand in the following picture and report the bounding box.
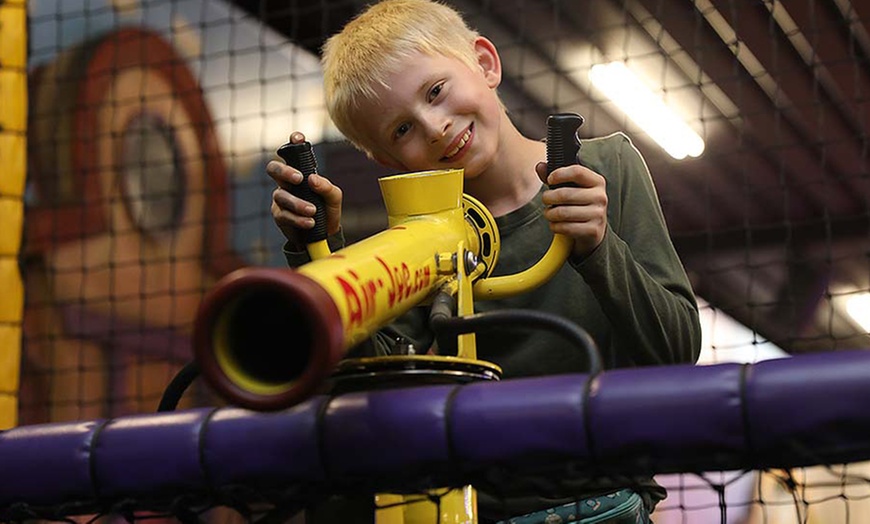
[267,132,343,250]
[536,161,608,258]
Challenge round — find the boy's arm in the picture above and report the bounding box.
[572,133,702,366]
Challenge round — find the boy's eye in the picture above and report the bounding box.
[394,122,411,139]
[428,82,444,102]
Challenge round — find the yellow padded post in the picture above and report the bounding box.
[0,0,27,429]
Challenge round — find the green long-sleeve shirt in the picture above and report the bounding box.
[471,131,701,375]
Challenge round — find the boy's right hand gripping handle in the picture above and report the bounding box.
[276,141,329,243]
[546,113,585,187]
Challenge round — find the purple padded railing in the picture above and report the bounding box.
[2,349,870,518]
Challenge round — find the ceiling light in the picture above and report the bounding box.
[845,292,870,332]
[589,62,705,160]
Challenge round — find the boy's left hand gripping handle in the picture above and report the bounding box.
[277,141,329,243]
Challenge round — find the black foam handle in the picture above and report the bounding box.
[546,113,585,188]
[277,141,328,243]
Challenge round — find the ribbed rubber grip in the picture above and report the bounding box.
[277,141,328,242]
[546,113,585,188]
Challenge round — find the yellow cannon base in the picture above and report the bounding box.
[330,354,501,394]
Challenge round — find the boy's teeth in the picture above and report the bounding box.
[446,128,472,158]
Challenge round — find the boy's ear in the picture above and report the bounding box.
[474,37,502,89]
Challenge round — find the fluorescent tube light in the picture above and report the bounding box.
[846,292,870,332]
[589,62,705,160]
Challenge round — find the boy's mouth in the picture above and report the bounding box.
[442,124,473,161]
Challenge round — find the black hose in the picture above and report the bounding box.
[430,305,603,376]
[157,361,201,412]
[162,296,601,413]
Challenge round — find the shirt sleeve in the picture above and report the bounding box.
[570,133,702,366]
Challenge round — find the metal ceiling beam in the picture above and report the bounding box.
[784,0,870,140]
[498,0,753,231]
[708,0,869,213]
[838,0,870,68]
[609,0,811,229]
[632,0,856,224]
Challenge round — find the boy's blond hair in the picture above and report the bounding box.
[321,0,480,155]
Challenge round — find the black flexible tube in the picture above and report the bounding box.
[162,298,602,412]
[157,361,201,412]
[430,306,603,376]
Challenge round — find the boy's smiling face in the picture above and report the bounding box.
[353,37,504,179]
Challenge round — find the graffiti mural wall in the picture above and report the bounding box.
[21,0,340,422]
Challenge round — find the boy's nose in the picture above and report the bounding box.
[424,115,451,143]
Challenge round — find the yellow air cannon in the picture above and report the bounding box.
[192,114,588,413]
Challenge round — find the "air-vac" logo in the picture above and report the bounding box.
[335,256,432,328]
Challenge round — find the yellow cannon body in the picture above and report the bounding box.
[193,167,572,411]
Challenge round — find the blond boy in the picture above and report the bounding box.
[267,1,701,522]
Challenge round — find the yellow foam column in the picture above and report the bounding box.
[0,0,26,429]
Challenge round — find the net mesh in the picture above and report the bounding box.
[9,0,870,523]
